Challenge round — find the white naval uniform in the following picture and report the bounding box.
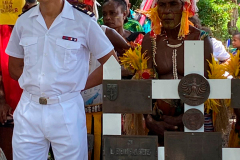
[5,1,114,159]
[212,38,230,61]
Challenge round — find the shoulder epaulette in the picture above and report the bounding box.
[18,5,37,17]
[72,5,94,17]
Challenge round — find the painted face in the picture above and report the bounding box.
[157,0,183,29]
[102,1,126,29]
[232,35,240,49]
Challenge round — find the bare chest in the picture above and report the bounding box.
[154,39,184,79]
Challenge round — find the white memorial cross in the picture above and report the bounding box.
[102,42,240,160]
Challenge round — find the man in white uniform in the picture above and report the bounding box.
[5,0,116,159]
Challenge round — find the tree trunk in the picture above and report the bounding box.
[228,0,238,35]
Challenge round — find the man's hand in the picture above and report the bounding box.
[145,114,178,136]
[84,50,117,90]
[8,56,24,80]
[162,114,183,126]
[0,103,12,125]
[234,109,240,134]
[235,122,240,134]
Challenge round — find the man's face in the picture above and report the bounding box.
[102,1,126,29]
[157,0,183,29]
[232,35,240,49]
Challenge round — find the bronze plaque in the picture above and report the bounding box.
[165,132,222,160]
[102,135,158,160]
[103,80,152,114]
[182,109,204,130]
[178,73,210,106]
[231,79,240,108]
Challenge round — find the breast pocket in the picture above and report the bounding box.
[55,39,81,70]
[19,37,38,66]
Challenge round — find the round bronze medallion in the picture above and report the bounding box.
[178,73,210,106]
[182,109,204,130]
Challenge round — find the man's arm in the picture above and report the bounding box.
[84,50,117,90]
[234,108,240,133]
[204,36,213,78]
[8,56,24,80]
[0,72,12,124]
[142,33,153,69]
[105,27,130,56]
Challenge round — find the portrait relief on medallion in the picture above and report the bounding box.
[182,109,205,130]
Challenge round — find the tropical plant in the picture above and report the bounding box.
[198,0,238,41]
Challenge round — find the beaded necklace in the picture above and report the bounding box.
[151,35,183,79]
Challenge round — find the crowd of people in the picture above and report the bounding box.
[0,0,240,159]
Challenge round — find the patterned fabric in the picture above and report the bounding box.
[126,32,144,42]
[204,113,214,132]
[124,19,144,33]
[200,30,208,40]
[142,18,151,33]
[231,48,238,55]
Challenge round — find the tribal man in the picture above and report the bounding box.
[141,0,213,145]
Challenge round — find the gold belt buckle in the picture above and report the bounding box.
[39,97,47,105]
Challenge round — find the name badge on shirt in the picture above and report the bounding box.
[62,36,77,42]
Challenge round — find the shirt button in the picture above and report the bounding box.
[42,73,45,76]
[44,53,47,56]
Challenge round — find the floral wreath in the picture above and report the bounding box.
[138,0,198,39]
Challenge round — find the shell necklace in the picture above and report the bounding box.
[166,40,183,79]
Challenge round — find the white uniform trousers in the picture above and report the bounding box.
[12,91,88,160]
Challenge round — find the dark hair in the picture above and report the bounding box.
[189,15,202,29]
[201,26,213,37]
[233,33,240,40]
[26,0,37,3]
[103,0,127,12]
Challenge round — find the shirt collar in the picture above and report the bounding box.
[28,4,40,18]
[29,0,74,20]
[61,0,74,20]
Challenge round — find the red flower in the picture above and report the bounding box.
[142,71,150,79]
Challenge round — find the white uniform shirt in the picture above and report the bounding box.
[212,38,230,61]
[6,1,114,97]
[81,25,109,106]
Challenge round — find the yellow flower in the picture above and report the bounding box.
[207,54,226,79]
[119,44,150,79]
[205,54,228,113]
[226,51,240,78]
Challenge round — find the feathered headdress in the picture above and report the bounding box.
[138,0,198,38]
